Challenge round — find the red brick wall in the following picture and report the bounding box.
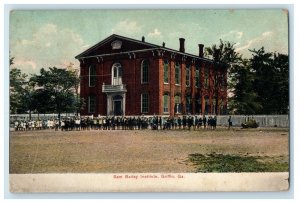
[79,52,227,116]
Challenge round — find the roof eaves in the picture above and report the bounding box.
[75,34,159,59]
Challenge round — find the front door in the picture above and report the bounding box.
[113,100,122,116]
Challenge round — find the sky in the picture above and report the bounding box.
[9,9,289,75]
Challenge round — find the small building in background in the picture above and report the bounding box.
[75,34,227,117]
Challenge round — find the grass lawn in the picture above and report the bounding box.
[9,127,289,173]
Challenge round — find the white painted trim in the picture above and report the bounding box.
[141,59,149,84]
[141,93,149,113]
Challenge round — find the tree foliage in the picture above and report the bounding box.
[30,67,81,119]
[10,57,28,114]
[10,59,83,118]
[205,41,289,115]
[205,39,241,65]
[249,48,289,114]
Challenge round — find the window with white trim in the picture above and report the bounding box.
[111,63,122,85]
[186,65,190,87]
[174,95,182,114]
[205,67,209,88]
[205,96,210,114]
[141,93,149,113]
[141,60,149,83]
[88,95,96,113]
[163,94,170,113]
[195,66,200,88]
[89,65,96,87]
[186,95,191,114]
[175,62,181,85]
[163,60,169,84]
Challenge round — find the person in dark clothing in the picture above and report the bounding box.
[158,117,162,130]
[228,116,232,129]
[182,116,187,130]
[203,115,207,129]
[178,117,182,129]
[212,116,217,130]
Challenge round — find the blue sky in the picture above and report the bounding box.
[10,9,288,74]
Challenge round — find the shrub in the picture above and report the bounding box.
[241,119,259,128]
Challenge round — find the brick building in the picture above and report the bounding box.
[75,34,227,117]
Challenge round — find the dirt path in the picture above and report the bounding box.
[9,128,289,173]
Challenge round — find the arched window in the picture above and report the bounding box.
[205,67,209,88]
[195,95,201,114]
[212,97,217,115]
[219,99,223,115]
[205,96,209,114]
[88,95,96,113]
[195,66,200,88]
[175,62,181,85]
[186,65,190,87]
[163,93,170,113]
[174,94,182,114]
[141,60,149,83]
[141,93,149,113]
[186,95,191,114]
[89,64,96,87]
[163,60,169,84]
[111,63,122,85]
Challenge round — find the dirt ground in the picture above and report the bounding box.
[9,127,289,173]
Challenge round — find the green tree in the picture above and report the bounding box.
[272,53,289,114]
[249,48,289,114]
[31,67,80,122]
[229,59,262,114]
[205,39,241,114]
[10,57,28,114]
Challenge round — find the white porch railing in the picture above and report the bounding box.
[102,84,127,93]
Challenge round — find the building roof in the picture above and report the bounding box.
[75,34,217,64]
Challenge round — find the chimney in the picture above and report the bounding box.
[162,42,165,47]
[179,38,185,53]
[198,44,204,58]
[142,36,145,42]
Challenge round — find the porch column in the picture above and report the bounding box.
[107,94,112,116]
[122,93,126,116]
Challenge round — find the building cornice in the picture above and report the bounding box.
[77,47,219,64]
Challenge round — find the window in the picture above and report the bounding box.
[212,98,217,115]
[88,95,96,113]
[164,60,169,84]
[205,96,209,114]
[186,65,190,87]
[89,65,96,87]
[195,66,200,88]
[163,94,169,113]
[112,63,122,85]
[111,40,122,49]
[141,93,149,113]
[174,95,182,114]
[186,95,191,114]
[141,60,149,83]
[219,99,223,115]
[220,75,226,90]
[175,62,181,85]
[196,96,201,114]
[205,67,209,88]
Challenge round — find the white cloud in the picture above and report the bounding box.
[13,59,38,74]
[11,23,86,74]
[148,28,162,38]
[221,30,244,40]
[236,31,274,53]
[262,31,272,37]
[111,19,142,35]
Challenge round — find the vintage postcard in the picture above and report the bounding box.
[9,8,289,192]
